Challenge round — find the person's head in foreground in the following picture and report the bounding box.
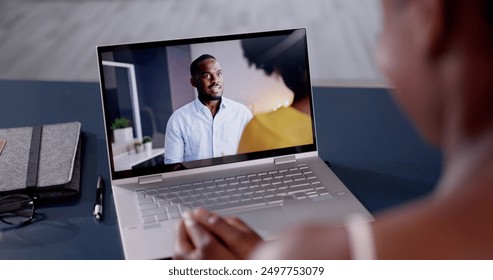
[174,0,493,259]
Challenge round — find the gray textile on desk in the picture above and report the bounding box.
[0,122,81,192]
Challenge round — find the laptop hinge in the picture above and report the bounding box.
[138,174,163,185]
[274,155,297,165]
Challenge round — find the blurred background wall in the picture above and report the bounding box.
[0,0,385,87]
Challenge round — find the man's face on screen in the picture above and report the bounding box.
[192,58,224,101]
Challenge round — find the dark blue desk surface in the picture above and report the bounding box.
[0,80,441,259]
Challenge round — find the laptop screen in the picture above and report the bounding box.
[97,29,316,180]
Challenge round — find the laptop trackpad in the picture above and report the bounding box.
[282,195,359,226]
[232,205,291,240]
[221,195,360,240]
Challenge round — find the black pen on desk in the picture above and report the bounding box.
[93,176,104,222]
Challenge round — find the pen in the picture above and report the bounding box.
[93,175,104,221]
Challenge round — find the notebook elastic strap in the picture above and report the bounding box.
[26,125,43,190]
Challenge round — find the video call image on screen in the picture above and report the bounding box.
[100,30,314,173]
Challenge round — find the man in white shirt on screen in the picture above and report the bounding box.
[164,54,253,164]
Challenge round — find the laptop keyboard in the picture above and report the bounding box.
[135,163,332,225]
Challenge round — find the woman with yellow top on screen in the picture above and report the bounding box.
[237,31,314,154]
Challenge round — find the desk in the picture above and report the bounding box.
[0,80,123,259]
[0,80,441,259]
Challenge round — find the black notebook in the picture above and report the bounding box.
[0,122,81,203]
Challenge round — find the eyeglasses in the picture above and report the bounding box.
[0,194,37,226]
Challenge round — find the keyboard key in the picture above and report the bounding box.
[255,188,266,194]
[158,200,171,207]
[293,192,307,200]
[142,216,155,224]
[202,199,215,207]
[249,175,261,182]
[166,205,180,213]
[217,181,228,187]
[265,196,283,204]
[190,201,204,208]
[264,191,275,198]
[284,170,302,176]
[137,197,153,205]
[168,212,181,220]
[189,190,201,197]
[306,191,318,198]
[215,198,228,205]
[309,178,321,185]
[237,183,248,190]
[275,189,288,196]
[139,203,158,210]
[271,178,282,185]
[203,189,214,195]
[317,189,330,196]
[136,192,145,199]
[289,181,310,188]
[288,185,313,194]
[164,193,177,200]
[278,183,289,190]
[238,177,250,184]
[145,190,158,196]
[156,214,169,222]
[280,194,296,202]
[239,194,252,201]
[182,196,194,203]
[292,174,306,181]
[141,207,165,217]
[207,198,266,212]
[170,198,183,205]
[157,188,169,195]
[214,187,226,194]
[282,177,293,183]
[252,193,263,200]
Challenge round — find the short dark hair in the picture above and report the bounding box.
[241,33,308,102]
[190,54,216,76]
[485,0,493,27]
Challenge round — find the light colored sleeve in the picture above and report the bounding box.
[164,116,184,164]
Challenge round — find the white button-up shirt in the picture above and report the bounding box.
[164,97,253,164]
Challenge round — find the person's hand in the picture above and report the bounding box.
[173,208,263,260]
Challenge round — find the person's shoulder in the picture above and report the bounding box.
[168,100,197,123]
[172,100,197,115]
[223,97,251,113]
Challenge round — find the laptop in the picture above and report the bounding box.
[97,28,373,260]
